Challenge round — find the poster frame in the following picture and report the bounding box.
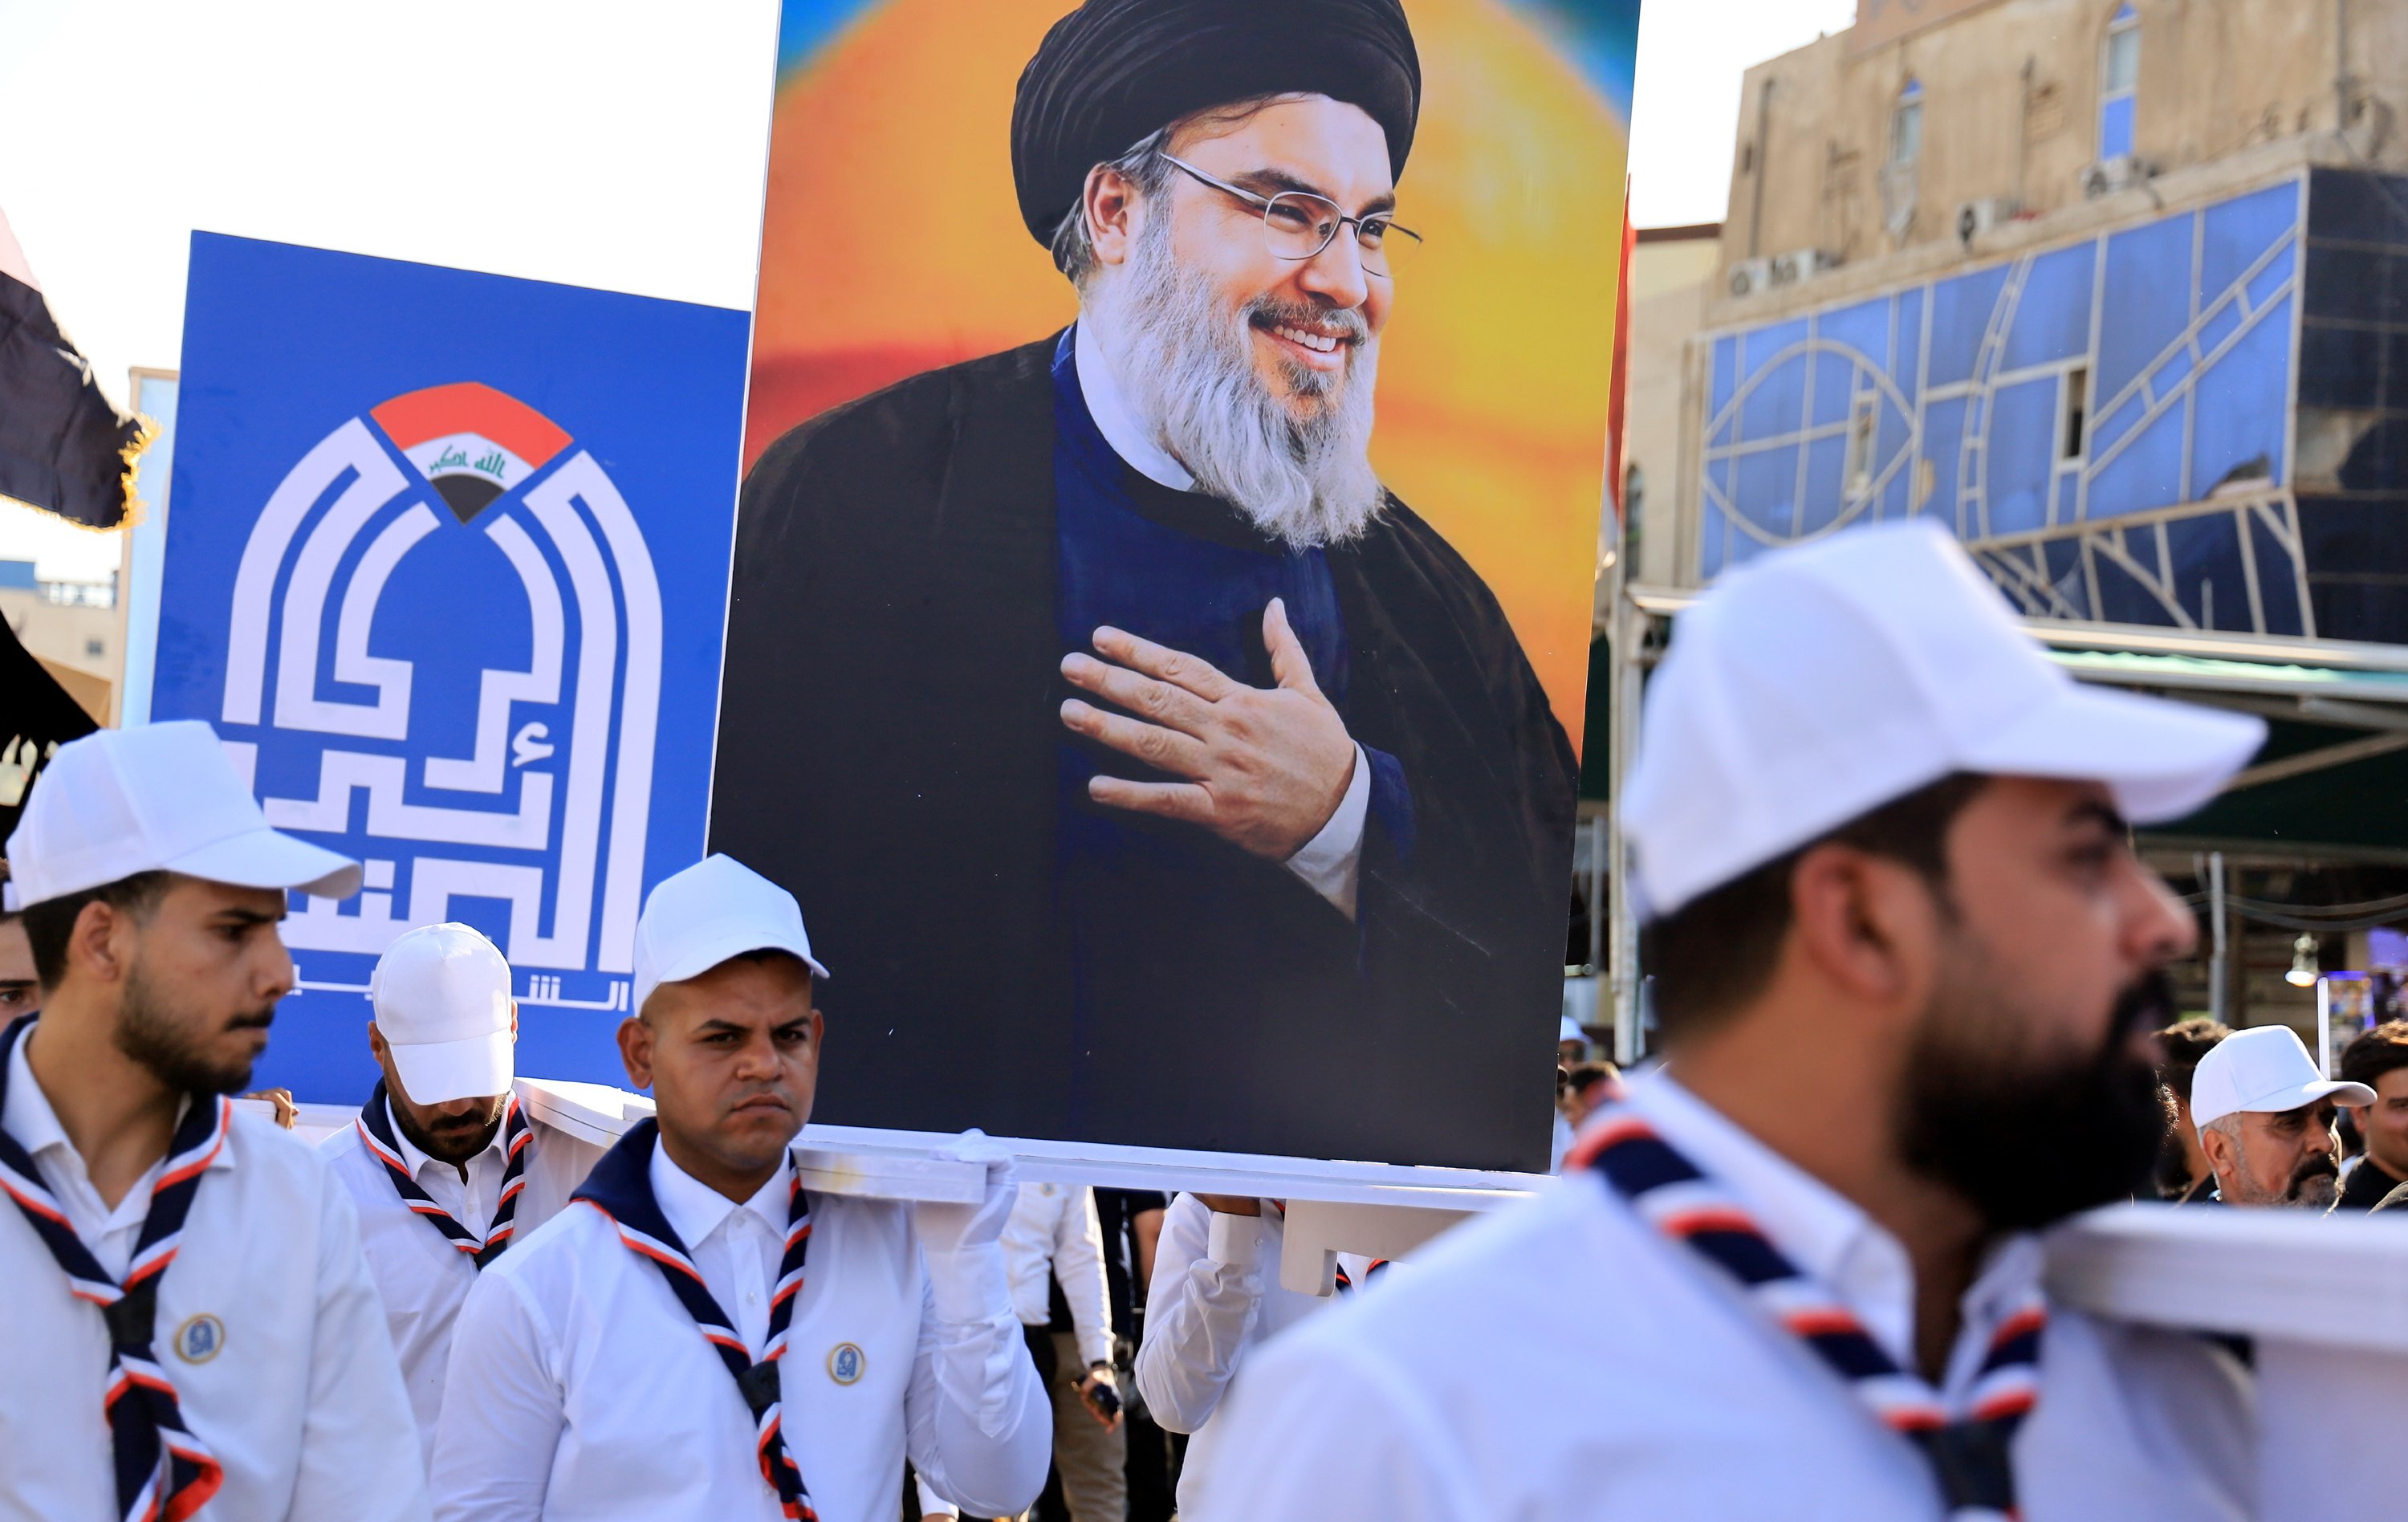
[706,0,1634,1192]
[114,365,179,727]
[525,1076,1555,1208]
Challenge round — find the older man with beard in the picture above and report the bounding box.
[1195,525,2272,1520]
[714,0,1576,1170]
[2187,1025,2370,1209]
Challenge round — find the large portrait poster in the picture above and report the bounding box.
[715,0,1637,1172]
[153,235,751,1101]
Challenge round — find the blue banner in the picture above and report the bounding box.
[153,234,750,1101]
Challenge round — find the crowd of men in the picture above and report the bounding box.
[23,512,2408,1520]
[2150,1013,2408,1213]
[0,723,1057,1520]
[0,718,1476,1522]
[15,0,2408,1513]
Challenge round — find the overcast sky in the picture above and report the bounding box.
[0,0,1856,581]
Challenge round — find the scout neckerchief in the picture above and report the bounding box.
[354,1078,531,1268]
[0,1014,226,1522]
[1332,1257,1390,1294]
[1575,1108,2044,1520]
[573,1117,819,1521]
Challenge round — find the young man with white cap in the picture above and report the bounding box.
[1196,522,2271,1520]
[429,853,1050,1521]
[0,720,428,1520]
[0,873,39,1019]
[323,922,574,1463]
[2188,1024,2371,1208]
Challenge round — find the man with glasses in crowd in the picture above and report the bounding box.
[714,0,1577,1172]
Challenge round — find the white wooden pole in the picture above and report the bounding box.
[2209,851,2228,1024]
[2319,975,2333,1077]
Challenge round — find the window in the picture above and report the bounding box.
[2100,6,2139,160]
[1891,79,1925,166]
[1614,464,1645,569]
[84,637,105,658]
[1846,397,1878,494]
[2061,365,2090,461]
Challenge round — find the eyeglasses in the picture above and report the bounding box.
[1157,153,1421,278]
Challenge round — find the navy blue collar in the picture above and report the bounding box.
[1051,326,1298,556]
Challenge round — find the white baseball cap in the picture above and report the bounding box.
[1560,1015,1585,1044]
[372,923,515,1105]
[632,854,828,1018]
[3,720,360,909]
[1621,522,2266,919]
[2189,1024,2373,1129]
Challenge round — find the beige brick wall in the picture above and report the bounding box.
[2,588,119,687]
[1722,0,2405,276]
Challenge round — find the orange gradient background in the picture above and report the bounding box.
[746,0,1629,744]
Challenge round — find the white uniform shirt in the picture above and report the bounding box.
[1135,1195,1381,1517]
[999,1181,1113,1368]
[427,1143,1050,1522]
[1194,1072,2255,1520]
[0,1028,430,1522]
[1072,316,1371,916]
[322,1102,572,1467]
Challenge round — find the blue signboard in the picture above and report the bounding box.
[153,234,750,1101]
[1698,177,2306,635]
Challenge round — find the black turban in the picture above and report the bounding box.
[1011,0,1422,246]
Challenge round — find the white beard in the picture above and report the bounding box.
[1087,213,1386,550]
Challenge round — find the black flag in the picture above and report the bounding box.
[0,613,97,847]
[0,210,147,531]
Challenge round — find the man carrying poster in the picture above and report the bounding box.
[717,0,1579,1170]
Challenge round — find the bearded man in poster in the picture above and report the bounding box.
[715,0,1579,1170]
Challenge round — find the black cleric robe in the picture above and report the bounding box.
[713,334,1578,1172]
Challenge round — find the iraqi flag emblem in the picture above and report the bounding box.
[217,374,663,997]
[371,382,573,523]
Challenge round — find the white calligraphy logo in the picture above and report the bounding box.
[218,384,659,1007]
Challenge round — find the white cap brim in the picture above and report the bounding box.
[387,1028,515,1106]
[1963,681,2265,824]
[2195,1076,2376,1128]
[637,926,829,1018]
[168,826,362,900]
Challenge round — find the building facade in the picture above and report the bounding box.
[1599,0,2408,1056]
[1618,223,1723,597]
[2,559,117,722]
[1667,0,2408,641]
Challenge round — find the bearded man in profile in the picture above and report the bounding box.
[714,0,1577,1170]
